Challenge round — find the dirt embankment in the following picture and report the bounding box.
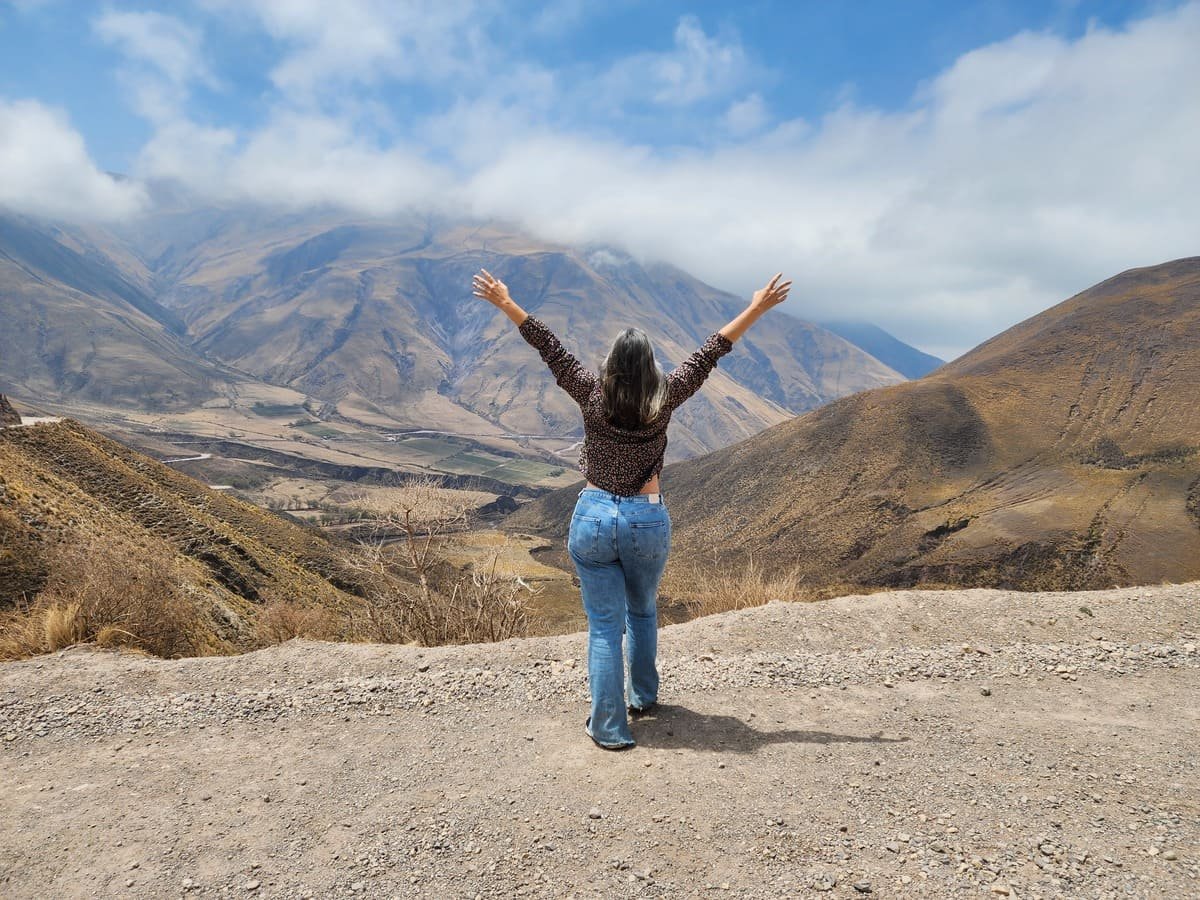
[2,582,1198,899]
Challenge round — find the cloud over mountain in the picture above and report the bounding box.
[1,1,1197,358]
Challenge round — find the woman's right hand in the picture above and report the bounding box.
[749,273,792,311]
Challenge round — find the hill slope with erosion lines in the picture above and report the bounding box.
[0,419,379,651]
[508,258,1200,592]
[0,214,243,410]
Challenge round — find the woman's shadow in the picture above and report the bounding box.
[631,704,909,753]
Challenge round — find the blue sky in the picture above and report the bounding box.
[0,0,1161,174]
[1,0,1198,359]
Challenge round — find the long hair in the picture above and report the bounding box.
[600,326,668,429]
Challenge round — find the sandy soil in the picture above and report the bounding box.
[2,582,1198,899]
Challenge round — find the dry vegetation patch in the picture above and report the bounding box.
[0,531,209,659]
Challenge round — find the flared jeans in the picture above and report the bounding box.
[568,487,671,748]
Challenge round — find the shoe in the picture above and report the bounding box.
[627,702,658,717]
[584,716,635,751]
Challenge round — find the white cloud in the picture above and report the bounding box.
[203,0,489,96]
[138,110,451,215]
[598,15,752,108]
[93,9,211,87]
[723,92,768,136]
[0,98,147,221]
[451,4,1200,358]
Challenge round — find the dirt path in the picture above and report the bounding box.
[2,583,1198,898]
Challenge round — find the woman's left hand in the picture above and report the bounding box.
[472,269,513,308]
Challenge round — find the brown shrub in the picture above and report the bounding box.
[0,531,204,660]
[344,542,532,646]
[254,598,345,644]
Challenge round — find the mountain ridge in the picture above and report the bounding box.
[0,207,911,463]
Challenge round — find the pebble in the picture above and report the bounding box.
[588,807,602,820]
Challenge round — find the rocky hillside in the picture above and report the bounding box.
[2,580,1196,898]
[509,258,1200,591]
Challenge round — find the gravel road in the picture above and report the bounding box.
[2,582,1198,899]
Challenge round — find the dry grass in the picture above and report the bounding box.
[661,552,815,619]
[0,532,205,660]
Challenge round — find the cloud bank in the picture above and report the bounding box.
[1,1,1198,357]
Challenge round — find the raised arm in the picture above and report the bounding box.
[666,272,792,410]
[717,272,792,343]
[472,269,598,406]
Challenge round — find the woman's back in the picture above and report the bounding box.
[517,315,733,496]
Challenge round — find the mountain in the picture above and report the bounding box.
[97,209,906,460]
[0,207,908,463]
[820,320,944,379]
[508,258,1200,591]
[0,213,243,410]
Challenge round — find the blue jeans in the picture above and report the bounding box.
[568,487,671,748]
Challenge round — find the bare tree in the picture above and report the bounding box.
[342,476,536,645]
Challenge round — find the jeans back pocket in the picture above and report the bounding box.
[627,512,670,561]
[568,513,604,559]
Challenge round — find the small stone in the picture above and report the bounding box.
[1163,850,1178,860]
[981,687,992,696]
[989,884,1010,896]
[852,883,872,894]
[588,807,602,819]
[350,882,364,892]
[244,880,261,892]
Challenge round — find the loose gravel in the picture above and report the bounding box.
[2,582,1198,898]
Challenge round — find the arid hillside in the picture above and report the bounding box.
[508,257,1200,591]
[0,418,384,655]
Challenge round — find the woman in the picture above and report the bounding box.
[472,268,792,749]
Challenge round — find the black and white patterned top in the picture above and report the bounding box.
[518,315,734,496]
